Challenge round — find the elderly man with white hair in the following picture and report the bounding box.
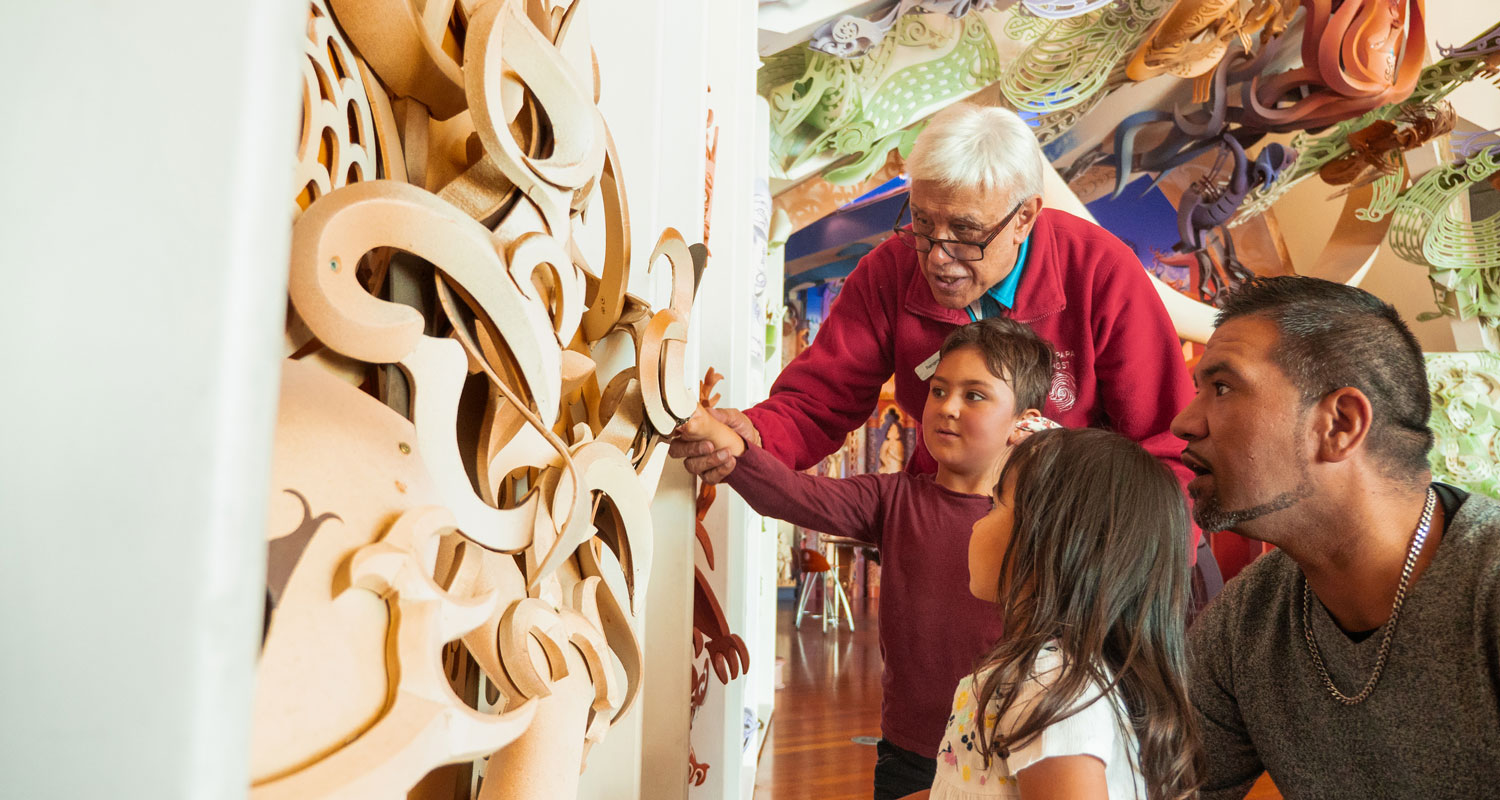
[672,103,1205,798]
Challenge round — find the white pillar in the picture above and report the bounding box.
[0,1,304,798]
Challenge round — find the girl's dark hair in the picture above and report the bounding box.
[973,428,1202,800]
[939,317,1053,411]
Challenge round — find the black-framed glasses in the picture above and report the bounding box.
[891,195,1026,262]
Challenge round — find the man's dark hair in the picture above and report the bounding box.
[1216,276,1433,478]
[939,317,1054,411]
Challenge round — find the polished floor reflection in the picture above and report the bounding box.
[753,594,1282,799]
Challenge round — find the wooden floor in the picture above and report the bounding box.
[754,595,1282,799]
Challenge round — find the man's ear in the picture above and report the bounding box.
[1015,196,1044,242]
[1314,387,1373,464]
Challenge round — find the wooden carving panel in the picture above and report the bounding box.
[256,1,701,798]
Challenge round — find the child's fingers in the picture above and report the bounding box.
[672,406,712,440]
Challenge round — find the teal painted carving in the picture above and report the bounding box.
[1394,147,1500,347]
[997,0,1173,114]
[1231,22,1500,227]
[1428,352,1500,499]
[763,12,1002,181]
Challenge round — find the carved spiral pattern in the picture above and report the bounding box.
[293,0,378,213]
[1427,353,1500,497]
[256,1,713,798]
[999,0,1173,113]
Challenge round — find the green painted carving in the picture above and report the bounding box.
[1353,168,1406,223]
[997,0,1172,113]
[1394,147,1500,347]
[1231,24,1500,227]
[1427,352,1500,499]
[763,11,1003,181]
[1032,68,1127,145]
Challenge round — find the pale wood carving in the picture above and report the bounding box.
[256,1,703,797]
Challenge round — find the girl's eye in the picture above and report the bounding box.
[931,386,945,398]
[966,392,985,402]
[1213,382,1230,397]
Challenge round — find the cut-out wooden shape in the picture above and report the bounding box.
[578,129,631,343]
[328,0,468,120]
[400,335,541,553]
[253,359,443,782]
[574,540,642,722]
[506,230,586,347]
[529,439,653,614]
[265,0,711,791]
[254,505,537,800]
[296,0,379,213]
[289,179,561,427]
[465,0,605,237]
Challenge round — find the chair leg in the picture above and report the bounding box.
[794,574,815,629]
[822,571,832,633]
[834,578,855,632]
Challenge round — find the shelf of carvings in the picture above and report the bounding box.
[1427,352,1500,500]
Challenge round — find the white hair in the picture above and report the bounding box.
[906,104,1044,202]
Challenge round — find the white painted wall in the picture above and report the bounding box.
[0,1,305,797]
[689,2,776,799]
[575,1,718,799]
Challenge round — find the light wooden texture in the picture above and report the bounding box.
[256,0,704,797]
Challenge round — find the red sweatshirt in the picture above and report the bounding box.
[726,443,1002,758]
[744,208,1199,558]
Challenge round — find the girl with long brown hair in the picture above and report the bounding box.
[928,427,1203,800]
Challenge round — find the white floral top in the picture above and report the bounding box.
[931,644,1147,799]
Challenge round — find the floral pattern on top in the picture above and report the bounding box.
[929,644,1147,800]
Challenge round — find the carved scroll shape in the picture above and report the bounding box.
[399,335,544,552]
[327,0,468,120]
[530,439,654,614]
[465,0,606,238]
[1241,0,1427,132]
[1127,0,1294,82]
[288,180,561,428]
[253,506,538,800]
[638,229,698,433]
[578,129,632,344]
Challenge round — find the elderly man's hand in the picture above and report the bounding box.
[669,407,762,484]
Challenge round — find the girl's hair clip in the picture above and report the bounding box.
[1014,417,1061,434]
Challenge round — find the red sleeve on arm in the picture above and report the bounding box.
[724,443,889,547]
[743,250,897,470]
[1088,240,1202,557]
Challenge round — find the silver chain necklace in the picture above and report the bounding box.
[1302,486,1436,706]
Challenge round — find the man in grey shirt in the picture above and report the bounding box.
[1171,277,1500,799]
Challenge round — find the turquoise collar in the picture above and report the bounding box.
[965,233,1030,321]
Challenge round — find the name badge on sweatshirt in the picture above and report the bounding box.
[915,350,941,381]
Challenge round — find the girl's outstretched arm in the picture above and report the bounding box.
[1017,755,1109,800]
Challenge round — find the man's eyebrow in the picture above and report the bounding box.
[1194,362,1243,383]
[950,215,988,228]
